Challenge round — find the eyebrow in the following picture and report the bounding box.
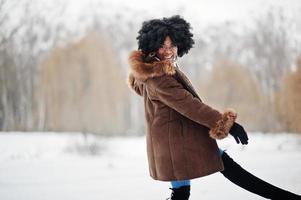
[161,44,176,47]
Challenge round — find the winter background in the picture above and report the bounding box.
[1,0,301,199]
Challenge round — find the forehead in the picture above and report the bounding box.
[163,36,173,45]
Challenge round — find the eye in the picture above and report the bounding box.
[160,44,177,51]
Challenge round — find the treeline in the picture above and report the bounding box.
[1,0,301,134]
[37,33,129,135]
[276,56,301,133]
[198,56,301,133]
[181,8,301,133]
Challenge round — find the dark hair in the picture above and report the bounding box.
[136,15,194,57]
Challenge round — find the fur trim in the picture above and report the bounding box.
[128,50,176,81]
[209,108,237,140]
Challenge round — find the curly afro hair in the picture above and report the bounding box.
[136,15,194,57]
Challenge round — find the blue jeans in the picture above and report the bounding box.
[170,148,224,188]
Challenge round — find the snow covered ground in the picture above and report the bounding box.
[0,132,301,200]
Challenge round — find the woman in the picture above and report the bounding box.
[127,15,301,200]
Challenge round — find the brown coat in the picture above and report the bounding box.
[127,50,237,181]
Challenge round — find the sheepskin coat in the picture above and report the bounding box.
[127,50,237,181]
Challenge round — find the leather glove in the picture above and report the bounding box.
[229,122,249,145]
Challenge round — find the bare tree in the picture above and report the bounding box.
[243,8,296,100]
[0,0,67,131]
[0,0,21,130]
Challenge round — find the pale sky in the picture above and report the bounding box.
[3,0,301,45]
[5,0,301,31]
[81,0,301,26]
[64,0,301,35]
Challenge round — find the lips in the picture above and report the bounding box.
[163,55,173,60]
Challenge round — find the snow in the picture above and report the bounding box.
[0,132,301,200]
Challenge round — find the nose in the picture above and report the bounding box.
[165,48,172,53]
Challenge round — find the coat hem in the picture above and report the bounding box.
[149,167,223,182]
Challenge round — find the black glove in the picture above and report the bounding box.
[229,122,249,145]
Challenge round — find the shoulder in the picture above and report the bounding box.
[146,74,179,89]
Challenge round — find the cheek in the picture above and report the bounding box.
[157,49,165,58]
[173,48,178,55]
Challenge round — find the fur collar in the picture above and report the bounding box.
[128,50,176,81]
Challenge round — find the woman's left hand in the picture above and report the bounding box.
[229,122,249,145]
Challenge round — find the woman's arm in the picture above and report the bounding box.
[147,75,237,139]
[127,73,144,96]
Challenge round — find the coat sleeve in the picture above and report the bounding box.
[127,73,144,96]
[148,75,237,139]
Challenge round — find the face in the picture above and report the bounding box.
[156,36,178,61]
